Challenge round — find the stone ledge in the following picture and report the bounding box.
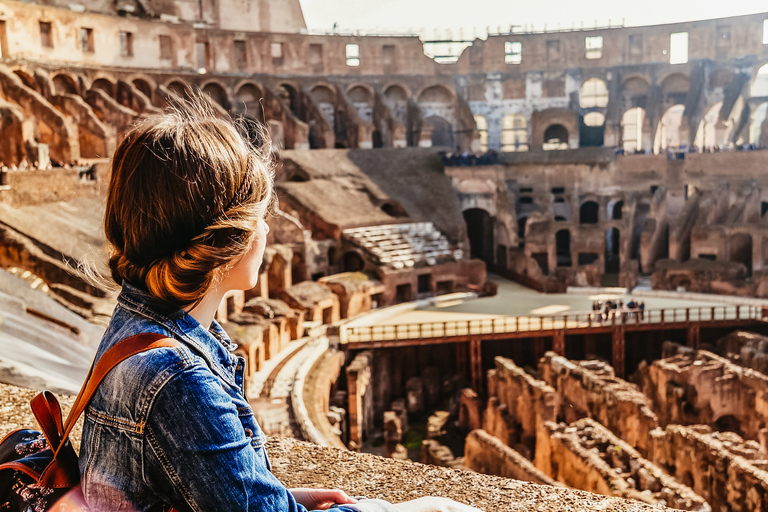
[1,383,671,511]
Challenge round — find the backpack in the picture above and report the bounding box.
[0,333,180,512]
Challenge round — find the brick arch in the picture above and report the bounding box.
[309,82,337,97]
[751,62,768,98]
[382,82,411,99]
[12,68,40,93]
[126,74,157,97]
[416,84,456,104]
[233,81,265,117]
[346,82,374,99]
[52,73,80,95]
[91,77,116,97]
[200,79,231,109]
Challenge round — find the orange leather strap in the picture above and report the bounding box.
[59,333,182,453]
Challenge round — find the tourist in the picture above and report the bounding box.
[79,92,481,512]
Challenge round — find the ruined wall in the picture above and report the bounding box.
[539,352,659,455]
[637,348,768,440]
[463,429,559,487]
[534,419,708,510]
[649,424,768,512]
[485,356,559,455]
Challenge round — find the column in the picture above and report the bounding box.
[470,337,483,393]
[612,327,625,378]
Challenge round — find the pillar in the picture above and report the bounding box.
[612,327,625,378]
[456,342,468,380]
[686,325,700,350]
[469,337,483,393]
[346,351,372,451]
[584,333,596,358]
[552,330,565,356]
[534,337,546,362]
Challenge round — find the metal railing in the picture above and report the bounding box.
[341,305,764,344]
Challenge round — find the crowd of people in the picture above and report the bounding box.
[591,298,645,322]
[441,149,500,166]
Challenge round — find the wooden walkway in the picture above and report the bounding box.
[338,304,765,387]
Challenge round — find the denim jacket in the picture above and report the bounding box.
[80,283,396,512]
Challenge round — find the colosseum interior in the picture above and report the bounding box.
[2,0,768,509]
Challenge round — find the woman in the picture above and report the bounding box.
[79,93,480,512]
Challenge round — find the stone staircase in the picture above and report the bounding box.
[343,222,462,269]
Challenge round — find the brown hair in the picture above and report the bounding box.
[104,92,273,309]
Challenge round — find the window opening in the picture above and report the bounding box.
[505,41,522,64]
[195,41,208,72]
[580,78,608,108]
[120,31,133,57]
[234,40,247,70]
[346,43,360,66]
[40,22,52,49]
[585,36,603,59]
[271,42,284,66]
[670,32,688,64]
[80,27,94,53]
[474,115,488,152]
[583,112,605,127]
[159,35,173,60]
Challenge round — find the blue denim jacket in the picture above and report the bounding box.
[80,283,395,512]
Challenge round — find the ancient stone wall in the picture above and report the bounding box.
[539,352,659,455]
[485,356,559,456]
[463,429,558,487]
[649,424,768,512]
[533,419,708,510]
[637,348,768,440]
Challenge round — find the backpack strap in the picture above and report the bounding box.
[57,333,182,454]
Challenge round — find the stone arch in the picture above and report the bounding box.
[579,78,608,108]
[13,69,40,93]
[622,107,646,152]
[654,104,687,153]
[730,232,752,276]
[342,250,365,272]
[52,73,79,95]
[660,73,690,106]
[310,84,336,131]
[276,82,300,115]
[749,101,768,147]
[694,102,733,150]
[474,115,488,152]
[553,199,571,221]
[131,78,154,101]
[621,76,650,108]
[383,83,409,125]
[347,84,374,124]
[462,208,494,266]
[543,124,568,150]
[501,113,528,152]
[416,84,455,104]
[424,116,454,149]
[166,80,189,97]
[91,78,115,97]
[751,63,768,98]
[607,199,624,220]
[579,200,599,224]
[555,229,572,267]
[201,81,230,109]
[233,82,265,117]
[580,112,605,147]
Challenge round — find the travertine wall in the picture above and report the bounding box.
[637,348,768,440]
[539,352,659,455]
[463,429,558,487]
[534,419,708,511]
[649,424,768,512]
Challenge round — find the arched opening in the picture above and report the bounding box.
[202,82,229,109]
[267,254,289,297]
[654,104,687,153]
[463,208,494,266]
[167,81,188,98]
[474,115,488,152]
[543,124,568,150]
[517,217,528,248]
[310,85,336,132]
[579,78,608,108]
[555,229,572,267]
[91,78,115,97]
[384,85,408,124]
[342,251,365,272]
[661,73,690,107]
[234,83,264,119]
[621,107,646,153]
[694,102,733,151]
[553,200,571,221]
[501,114,528,152]
[751,63,768,97]
[749,101,768,147]
[609,200,624,220]
[631,203,650,261]
[347,85,374,124]
[730,233,753,276]
[424,116,454,149]
[52,74,78,95]
[13,70,39,93]
[714,414,743,437]
[579,201,599,224]
[621,77,649,107]
[132,79,153,100]
[277,83,299,116]
[605,228,620,273]
[580,112,605,147]
[418,85,453,106]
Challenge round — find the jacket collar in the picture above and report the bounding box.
[117,282,239,385]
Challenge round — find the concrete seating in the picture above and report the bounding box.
[343,222,460,268]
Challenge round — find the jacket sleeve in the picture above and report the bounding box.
[143,363,308,512]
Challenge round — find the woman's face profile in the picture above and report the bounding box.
[220,219,269,292]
